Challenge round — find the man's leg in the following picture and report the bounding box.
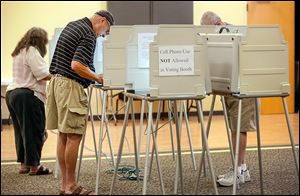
[232,132,247,166]
[65,133,83,192]
[57,132,67,192]
[217,131,248,186]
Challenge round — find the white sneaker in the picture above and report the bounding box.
[217,168,251,187]
[241,168,251,182]
[217,169,242,187]
[217,168,233,180]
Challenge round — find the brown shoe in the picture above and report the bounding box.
[28,165,53,175]
[19,167,30,174]
[64,185,94,195]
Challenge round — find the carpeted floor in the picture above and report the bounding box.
[1,147,299,195]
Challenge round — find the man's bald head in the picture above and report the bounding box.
[200,11,224,25]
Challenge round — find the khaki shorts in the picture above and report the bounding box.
[46,75,88,134]
[225,97,257,132]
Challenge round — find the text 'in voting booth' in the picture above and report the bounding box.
[159,46,194,76]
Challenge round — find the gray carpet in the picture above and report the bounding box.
[1,147,299,195]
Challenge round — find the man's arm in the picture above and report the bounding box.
[71,60,103,83]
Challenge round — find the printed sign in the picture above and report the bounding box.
[138,33,156,68]
[159,46,194,76]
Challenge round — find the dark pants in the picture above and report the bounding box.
[6,88,45,166]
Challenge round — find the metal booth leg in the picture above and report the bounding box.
[282,97,299,177]
[200,94,217,177]
[104,114,115,167]
[99,89,116,167]
[174,100,184,194]
[168,100,176,160]
[109,97,131,195]
[142,101,153,195]
[194,100,218,195]
[77,87,97,182]
[173,100,184,194]
[129,97,140,182]
[137,99,145,161]
[233,99,242,195]
[147,101,165,194]
[255,98,264,195]
[183,100,197,170]
[174,100,197,194]
[150,108,165,194]
[221,96,234,167]
[149,101,162,177]
[95,90,107,194]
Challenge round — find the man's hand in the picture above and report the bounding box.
[71,61,103,83]
[96,74,103,84]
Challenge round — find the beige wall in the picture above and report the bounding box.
[1,1,106,80]
[193,1,247,25]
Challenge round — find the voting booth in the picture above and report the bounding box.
[109,25,220,195]
[103,25,157,90]
[126,25,157,91]
[204,25,289,96]
[103,26,132,87]
[194,25,298,195]
[149,25,211,97]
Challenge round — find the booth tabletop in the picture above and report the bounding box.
[124,91,206,101]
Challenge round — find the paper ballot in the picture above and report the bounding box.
[138,33,156,68]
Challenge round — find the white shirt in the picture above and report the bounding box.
[7,46,50,103]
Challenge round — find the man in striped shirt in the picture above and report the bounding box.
[46,10,114,195]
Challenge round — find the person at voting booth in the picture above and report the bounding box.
[201,11,256,187]
[5,27,52,175]
[46,10,114,195]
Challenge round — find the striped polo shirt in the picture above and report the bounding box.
[50,17,96,88]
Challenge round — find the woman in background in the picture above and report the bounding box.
[6,27,52,175]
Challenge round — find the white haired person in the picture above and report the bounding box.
[200,11,256,187]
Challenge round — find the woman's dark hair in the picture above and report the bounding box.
[11,27,48,57]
